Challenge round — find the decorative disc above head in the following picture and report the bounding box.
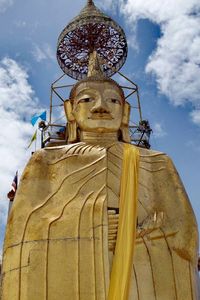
[57,0,128,80]
[69,51,125,103]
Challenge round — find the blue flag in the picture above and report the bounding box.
[31,111,46,126]
[40,111,46,121]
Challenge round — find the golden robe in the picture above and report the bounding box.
[1,142,199,300]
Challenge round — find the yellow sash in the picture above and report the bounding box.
[108,144,139,300]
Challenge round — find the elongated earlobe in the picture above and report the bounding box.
[120,101,131,143]
[64,100,75,122]
[64,100,78,143]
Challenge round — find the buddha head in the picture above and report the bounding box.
[64,52,131,143]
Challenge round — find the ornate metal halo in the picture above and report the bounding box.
[57,0,128,80]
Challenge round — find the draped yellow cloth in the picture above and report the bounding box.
[108,144,139,300]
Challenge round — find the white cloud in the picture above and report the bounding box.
[145,15,200,107]
[97,0,118,13]
[190,110,200,125]
[32,44,55,63]
[120,0,200,23]
[152,122,167,138]
[0,0,13,13]
[127,33,139,52]
[102,0,200,126]
[0,58,40,239]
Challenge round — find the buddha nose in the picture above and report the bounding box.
[90,96,110,114]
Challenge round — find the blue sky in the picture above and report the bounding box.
[0,0,200,255]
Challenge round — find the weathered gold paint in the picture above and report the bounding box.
[1,80,199,299]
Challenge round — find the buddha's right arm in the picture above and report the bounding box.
[163,156,199,265]
[138,150,198,266]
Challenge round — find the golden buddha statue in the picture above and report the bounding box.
[1,51,199,300]
[1,0,199,298]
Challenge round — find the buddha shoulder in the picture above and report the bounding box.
[26,142,106,164]
[137,146,175,172]
[21,143,108,182]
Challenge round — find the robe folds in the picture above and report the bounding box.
[1,142,199,300]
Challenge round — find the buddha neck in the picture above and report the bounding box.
[80,131,118,145]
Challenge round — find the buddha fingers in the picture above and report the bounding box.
[108,209,119,252]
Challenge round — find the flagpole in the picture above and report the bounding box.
[41,128,44,148]
[35,130,37,152]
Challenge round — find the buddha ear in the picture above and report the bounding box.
[64,100,78,143]
[120,101,131,143]
[64,100,75,122]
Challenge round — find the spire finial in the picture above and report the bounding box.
[87,51,104,79]
[87,0,94,6]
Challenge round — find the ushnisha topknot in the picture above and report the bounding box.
[69,51,125,103]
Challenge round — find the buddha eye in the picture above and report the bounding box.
[110,98,121,104]
[78,97,93,103]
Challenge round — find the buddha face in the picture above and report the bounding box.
[72,81,124,133]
